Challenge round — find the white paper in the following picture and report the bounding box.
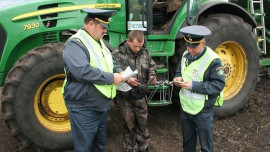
[115,82,132,92]
[116,66,138,92]
[121,66,138,81]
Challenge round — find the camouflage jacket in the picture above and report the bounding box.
[112,40,156,85]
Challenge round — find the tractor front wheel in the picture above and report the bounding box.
[1,43,72,151]
[202,14,261,117]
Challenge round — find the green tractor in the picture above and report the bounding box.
[0,0,268,151]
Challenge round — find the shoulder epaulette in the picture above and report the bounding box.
[75,38,82,43]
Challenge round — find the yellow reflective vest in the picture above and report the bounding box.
[179,47,223,115]
[62,29,116,99]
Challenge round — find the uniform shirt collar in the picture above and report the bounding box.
[184,46,206,61]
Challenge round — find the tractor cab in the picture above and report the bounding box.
[126,0,199,34]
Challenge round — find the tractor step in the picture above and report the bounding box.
[147,100,172,106]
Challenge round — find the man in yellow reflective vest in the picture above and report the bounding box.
[62,8,124,152]
[173,25,225,152]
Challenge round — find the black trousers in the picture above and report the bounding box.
[180,108,214,152]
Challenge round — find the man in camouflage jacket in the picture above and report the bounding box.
[112,30,157,152]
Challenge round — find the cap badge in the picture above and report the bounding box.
[187,35,192,41]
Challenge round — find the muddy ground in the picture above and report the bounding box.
[1,71,270,152]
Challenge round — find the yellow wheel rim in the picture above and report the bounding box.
[34,74,70,132]
[215,41,247,100]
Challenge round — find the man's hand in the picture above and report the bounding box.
[119,71,124,75]
[127,77,140,87]
[173,77,183,87]
[149,75,157,85]
[173,77,192,90]
[179,81,191,90]
[113,73,124,85]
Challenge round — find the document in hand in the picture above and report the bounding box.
[121,66,138,80]
[116,66,138,92]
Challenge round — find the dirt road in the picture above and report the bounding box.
[1,72,270,152]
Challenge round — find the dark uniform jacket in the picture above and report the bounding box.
[175,47,226,109]
[112,40,156,87]
[63,28,122,111]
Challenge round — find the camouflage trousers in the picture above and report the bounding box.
[116,91,150,152]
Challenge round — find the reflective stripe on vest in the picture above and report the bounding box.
[179,47,220,115]
[62,29,116,99]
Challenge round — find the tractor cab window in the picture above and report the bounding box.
[127,0,148,31]
[152,0,183,31]
[127,0,184,34]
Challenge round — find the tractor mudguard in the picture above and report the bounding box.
[199,1,256,28]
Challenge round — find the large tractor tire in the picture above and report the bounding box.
[170,14,261,117]
[1,43,72,151]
